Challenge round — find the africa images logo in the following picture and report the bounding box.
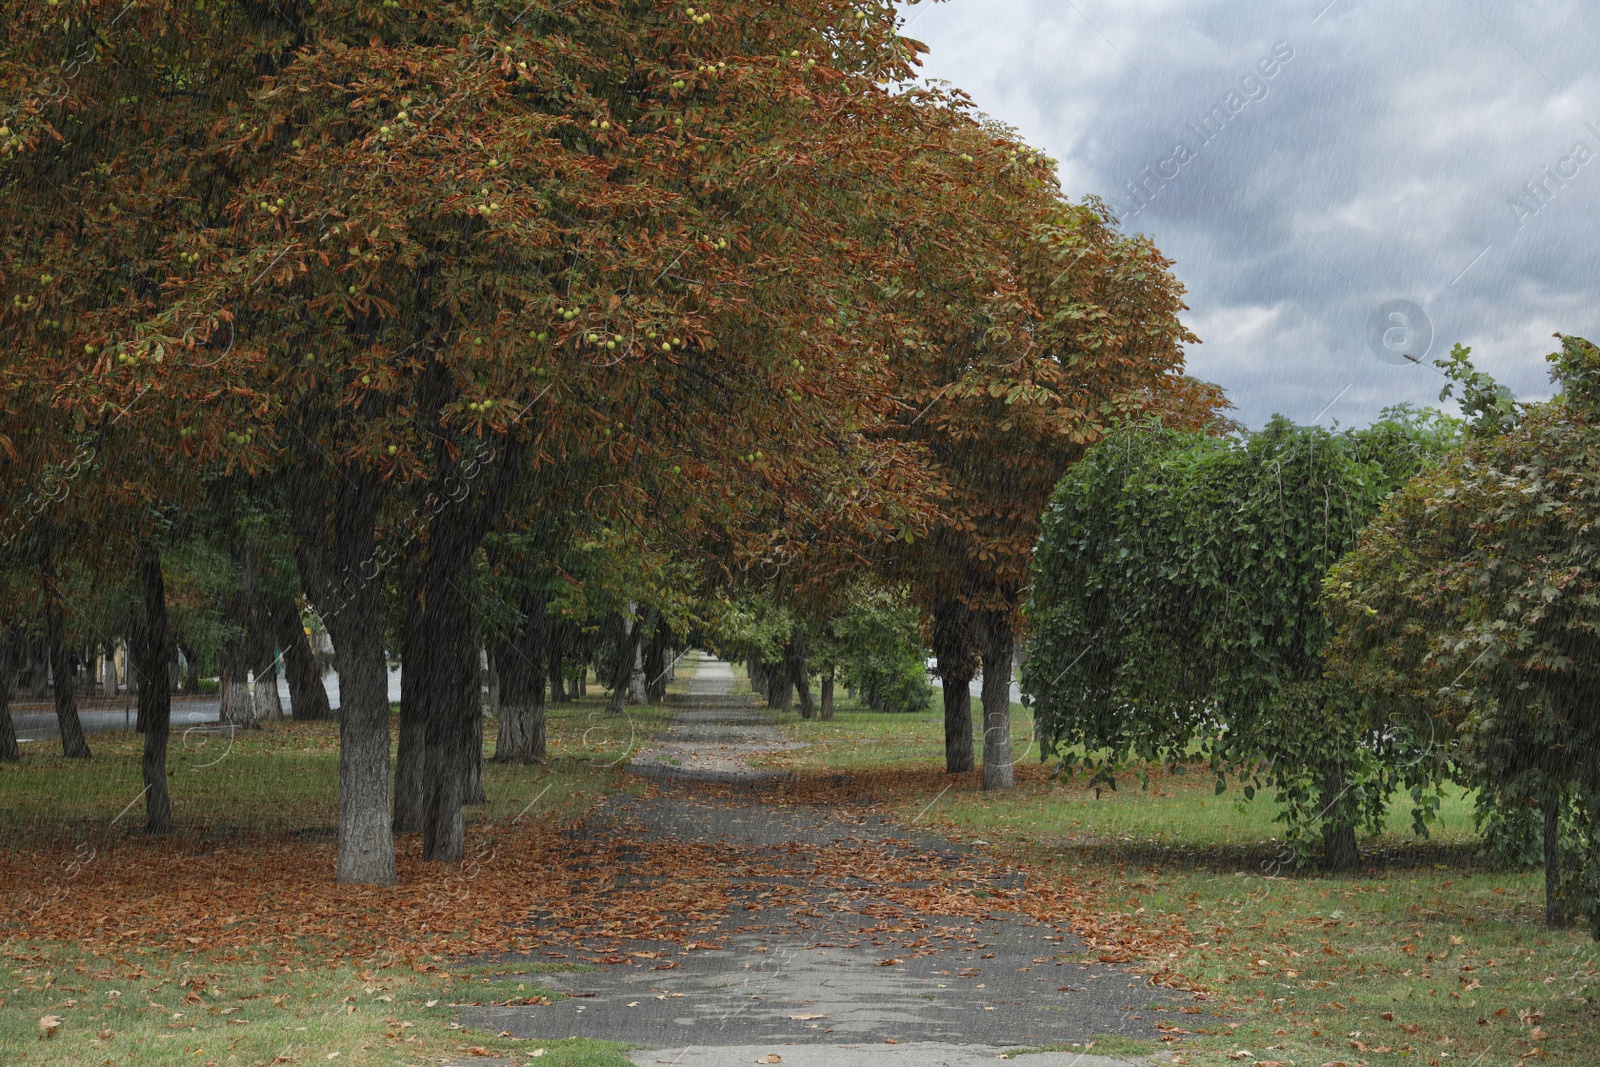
[1120,41,1296,222]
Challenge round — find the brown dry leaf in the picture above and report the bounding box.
[788,1013,825,1020]
[755,1056,782,1064]
[37,1015,62,1039]
[875,958,903,967]
[0,763,1188,982]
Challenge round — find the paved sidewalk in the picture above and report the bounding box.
[457,653,1186,1065]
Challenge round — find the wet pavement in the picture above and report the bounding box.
[456,653,1184,1066]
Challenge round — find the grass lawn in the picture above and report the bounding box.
[0,665,695,1067]
[763,695,1600,1067]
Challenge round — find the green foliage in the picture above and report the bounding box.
[825,584,933,715]
[1436,342,1522,438]
[1326,335,1600,935]
[1024,408,1459,862]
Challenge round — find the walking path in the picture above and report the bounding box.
[459,653,1177,1067]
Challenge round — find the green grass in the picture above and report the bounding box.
[1,691,678,850]
[0,676,693,1067]
[768,701,1600,1067]
[0,940,632,1067]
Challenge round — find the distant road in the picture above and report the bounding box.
[924,658,1024,705]
[8,666,402,743]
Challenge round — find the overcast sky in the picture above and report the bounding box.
[899,0,1600,428]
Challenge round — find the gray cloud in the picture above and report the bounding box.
[901,0,1600,427]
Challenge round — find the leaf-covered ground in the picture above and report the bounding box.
[760,702,1600,1067]
[5,680,1595,1067]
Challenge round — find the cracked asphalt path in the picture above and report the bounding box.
[457,654,1184,1066]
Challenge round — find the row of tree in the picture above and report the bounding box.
[1,0,1219,885]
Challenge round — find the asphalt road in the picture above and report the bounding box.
[6,666,402,742]
[9,700,221,743]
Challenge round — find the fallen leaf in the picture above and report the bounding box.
[38,1015,62,1039]
[789,1013,825,1020]
[875,958,903,967]
[755,1056,782,1064]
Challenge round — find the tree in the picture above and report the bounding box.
[1327,337,1600,929]
[2,0,1157,873]
[880,179,1225,785]
[1026,408,1458,869]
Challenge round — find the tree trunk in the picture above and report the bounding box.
[787,625,814,719]
[1544,793,1566,928]
[627,609,650,705]
[180,641,199,694]
[767,660,793,711]
[252,623,284,724]
[325,586,396,883]
[973,610,1014,790]
[394,550,428,833]
[494,595,548,764]
[547,626,568,704]
[291,447,396,886]
[819,667,835,722]
[465,644,486,805]
[643,625,669,704]
[267,593,332,721]
[411,538,477,861]
[412,429,525,860]
[393,697,427,833]
[1320,765,1360,874]
[607,612,640,716]
[0,631,20,762]
[137,543,173,834]
[933,599,976,774]
[218,665,254,728]
[218,540,260,727]
[42,558,90,759]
